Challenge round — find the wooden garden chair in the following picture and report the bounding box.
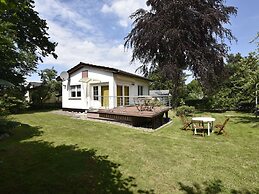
[192,120,206,136]
[179,114,192,130]
[215,118,230,135]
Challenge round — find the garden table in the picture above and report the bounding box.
[192,117,216,136]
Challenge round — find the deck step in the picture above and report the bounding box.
[87,109,99,113]
[87,112,99,119]
[87,112,119,122]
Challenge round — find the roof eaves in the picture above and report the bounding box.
[67,62,152,82]
[115,70,152,82]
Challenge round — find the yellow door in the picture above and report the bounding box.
[117,85,123,106]
[101,86,109,107]
[124,86,129,106]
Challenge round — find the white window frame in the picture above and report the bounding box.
[70,85,81,98]
[93,86,99,101]
[117,84,130,106]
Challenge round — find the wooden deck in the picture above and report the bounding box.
[96,106,170,129]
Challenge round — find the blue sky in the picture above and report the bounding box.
[27,0,259,82]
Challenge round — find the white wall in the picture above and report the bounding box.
[114,74,150,105]
[62,67,115,110]
[114,75,149,95]
[62,66,150,110]
[62,69,87,110]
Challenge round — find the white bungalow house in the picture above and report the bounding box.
[61,62,150,111]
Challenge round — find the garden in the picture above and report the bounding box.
[0,110,258,193]
[1,0,259,193]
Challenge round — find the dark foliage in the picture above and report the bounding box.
[148,69,187,106]
[0,87,28,114]
[125,0,237,92]
[0,0,57,85]
[29,67,61,105]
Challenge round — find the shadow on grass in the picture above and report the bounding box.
[0,123,153,194]
[231,115,259,128]
[21,108,62,114]
[0,117,21,135]
[178,180,259,194]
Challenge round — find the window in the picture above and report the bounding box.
[124,86,129,105]
[93,86,98,100]
[82,70,88,78]
[70,85,81,98]
[77,86,81,97]
[117,85,123,106]
[138,85,143,96]
[117,85,130,106]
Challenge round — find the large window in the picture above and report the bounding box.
[93,86,98,100]
[70,85,81,98]
[117,85,130,106]
[117,85,123,106]
[138,85,143,96]
[124,86,129,105]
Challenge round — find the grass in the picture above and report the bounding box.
[0,110,259,193]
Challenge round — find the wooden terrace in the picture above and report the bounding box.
[93,106,170,129]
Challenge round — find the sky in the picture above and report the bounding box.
[27,0,259,82]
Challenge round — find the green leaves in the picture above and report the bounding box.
[210,52,259,110]
[0,0,57,86]
[29,68,61,105]
[0,0,6,4]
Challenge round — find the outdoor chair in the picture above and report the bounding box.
[215,118,230,135]
[134,97,153,111]
[192,120,206,136]
[179,114,192,130]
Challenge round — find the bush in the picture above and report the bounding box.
[29,102,61,110]
[149,98,164,107]
[175,105,195,116]
[0,94,28,114]
[185,98,211,110]
[237,101,254,112]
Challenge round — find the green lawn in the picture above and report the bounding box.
[0,110,259,193]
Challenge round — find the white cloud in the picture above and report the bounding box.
[101,0,147,27]
[34,0,94,32]
[41,19,134,68]
[38,19,140,74]
[27,0,143,81]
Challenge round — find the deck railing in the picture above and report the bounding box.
[91,95,172,109]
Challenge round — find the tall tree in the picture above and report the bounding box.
[210,53,259,110]
[125,0,237,92]
[186,80,204,100]
[0,0,57,85]
[148,69,187,106]
[30,68,61,104]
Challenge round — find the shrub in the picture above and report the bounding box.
[0,94,28,114]
[175,105,195,116]
[149,98,164,107]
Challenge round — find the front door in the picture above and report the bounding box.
[101,86,109,107]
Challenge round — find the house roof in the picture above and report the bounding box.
[67,62,151,82]
[26,82,42,88]
[150,90,170,96]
